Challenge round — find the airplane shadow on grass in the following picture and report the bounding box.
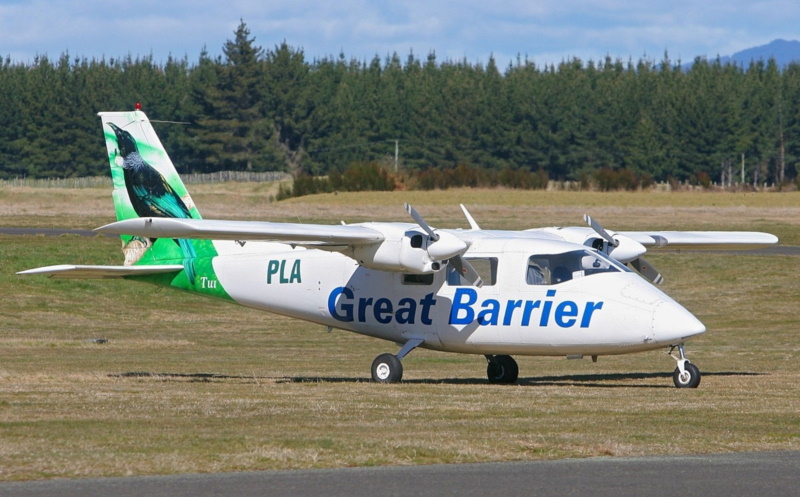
[110,371,265,383]
[110,371,766,388]
[282,371,766,389]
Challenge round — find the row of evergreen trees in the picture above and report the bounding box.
[1,21,799,186]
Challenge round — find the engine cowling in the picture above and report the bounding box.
[352,225,466,274]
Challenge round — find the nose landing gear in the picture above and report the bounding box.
[670,344,701,388]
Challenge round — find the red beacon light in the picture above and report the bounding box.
[135,102,142,110]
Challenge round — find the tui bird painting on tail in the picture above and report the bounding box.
[105,115,199,284]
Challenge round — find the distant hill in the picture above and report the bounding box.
[683,39,800,70]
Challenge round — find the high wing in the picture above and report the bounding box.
[17,264,184,279]
[539,216,779,286]
[96,217,385,246]
[96,214,476,279]
[619,231,779,250]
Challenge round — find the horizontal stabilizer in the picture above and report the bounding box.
[95,218,386,245]
[17,264,184,279]
[621,231,779,250]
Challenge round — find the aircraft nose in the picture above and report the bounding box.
[652,300,706,343]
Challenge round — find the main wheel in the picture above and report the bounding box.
[371,353,403,383]
[673,362,701,388]
[487,355,519,384]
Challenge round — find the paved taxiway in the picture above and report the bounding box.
[1,451,797,497]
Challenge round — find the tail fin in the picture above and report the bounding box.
[99,109,212,282]
[100,110,201,222]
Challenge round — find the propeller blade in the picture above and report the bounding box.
[405,203,439,241]
[584,214,618,247]
[630,257,664,285]
[451,255,483,287]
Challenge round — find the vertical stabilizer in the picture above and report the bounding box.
[99,110,200,222]
[99,109,212,283]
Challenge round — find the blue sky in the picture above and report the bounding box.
[2,0,798,68]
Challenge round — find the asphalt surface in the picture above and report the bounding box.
[1,451,798,497]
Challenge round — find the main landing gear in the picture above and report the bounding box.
[371,353,403,383]
[485,355,519,384]
[370,340,523,385]
[371,338,424,383]
[670,344,701,388]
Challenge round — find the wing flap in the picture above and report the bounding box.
[95,218,385,245]
[17,264,184,279]
[621,231,779,250]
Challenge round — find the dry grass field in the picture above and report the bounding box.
[1,184,799,481]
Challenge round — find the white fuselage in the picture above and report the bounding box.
[210,230,706,357]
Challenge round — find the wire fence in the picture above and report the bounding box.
[0,171,291,189]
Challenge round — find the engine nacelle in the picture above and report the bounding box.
[351,224,467,274]
[541,227,646,264]
[607,234,647,263]
[352,226,439,273]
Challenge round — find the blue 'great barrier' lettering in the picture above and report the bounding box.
[449,288,602,328]
[327,287,603,328]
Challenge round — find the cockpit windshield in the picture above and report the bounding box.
[526,249,630,285]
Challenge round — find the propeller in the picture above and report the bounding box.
[450,255,484,288]
[404,203,483,287]
[584,214,664,285]
[406,202,439,242]
[584,214,617,248]
[630,258,664,285]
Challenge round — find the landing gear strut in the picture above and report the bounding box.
[670,344,701,388]
[486,355,519,384]
[371,338,424,383]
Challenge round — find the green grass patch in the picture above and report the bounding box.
[1,187,799,480]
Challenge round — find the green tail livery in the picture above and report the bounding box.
[20,109,230,301]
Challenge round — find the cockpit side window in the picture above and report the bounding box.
[526,258,549,285]
[447,257,498,286]
[526,250,624,285]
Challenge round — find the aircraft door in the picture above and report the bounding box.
[436,255,501,345]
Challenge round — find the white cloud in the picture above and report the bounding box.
[0,0,797,67]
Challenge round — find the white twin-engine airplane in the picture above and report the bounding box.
[19,109,779,388]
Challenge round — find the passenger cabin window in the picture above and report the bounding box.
[403,273,434,285]
[526,250,627,285]
[447,257,498,286]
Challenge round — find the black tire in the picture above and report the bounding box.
[673,362,701,388]
[487,355,519,384]
[371,353,403,383]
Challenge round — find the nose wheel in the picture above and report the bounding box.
[670,344,701,388]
